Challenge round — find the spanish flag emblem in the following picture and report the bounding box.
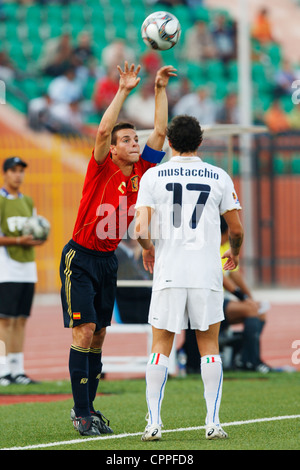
[73,312,81,320]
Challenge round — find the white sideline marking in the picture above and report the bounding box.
[1,414,300,450]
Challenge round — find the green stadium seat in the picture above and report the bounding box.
[273,156,286,174]
[291,156,300,174]
[2,2,19,19]
[193,7,210,23]
[206,59,224,81]
[228,60,238,82]
[186,62,206,87]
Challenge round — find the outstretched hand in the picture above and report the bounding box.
[117,61,141,92]
[155,65,177,88]
[142,244,155,274]
[222,249,239,271]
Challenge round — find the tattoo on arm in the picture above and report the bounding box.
[229,234,243,255]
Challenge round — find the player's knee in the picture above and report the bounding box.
[243,303,259,319]
[72,322,96,349]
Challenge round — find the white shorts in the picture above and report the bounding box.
[148,288,224,334]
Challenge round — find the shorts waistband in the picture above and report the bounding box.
[69,239,115,257]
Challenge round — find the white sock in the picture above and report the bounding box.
[0,356,10,378]
[8,353,24,378]
[145,353,169,427]
[201,354,223,426]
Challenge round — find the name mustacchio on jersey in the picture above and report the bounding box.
[94,195,217,243]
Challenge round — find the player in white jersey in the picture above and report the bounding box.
[134,115,244,441]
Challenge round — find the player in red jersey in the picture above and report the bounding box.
[60,61,176,436]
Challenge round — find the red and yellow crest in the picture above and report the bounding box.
[130,175,139,192]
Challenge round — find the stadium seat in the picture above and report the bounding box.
[273,156,286,174]
[291,156,300,174]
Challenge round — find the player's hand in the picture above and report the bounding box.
[222,249,239,271]
[142,244,155,274]
[117,61,141,92]
[155,65,177,88]
[18,235,45,246]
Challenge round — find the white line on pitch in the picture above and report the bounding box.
[2,414,300,450]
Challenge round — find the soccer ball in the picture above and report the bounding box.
[22,215,51,241]
[141,11,181,51]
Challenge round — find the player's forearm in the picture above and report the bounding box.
[137,235,153,251]
[147,85,167,150]
[228,230,243,256]
[0,236,21,246]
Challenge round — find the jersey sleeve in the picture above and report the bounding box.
[220,172,242,215]
[135,170,156,210]
[82,150,112,193]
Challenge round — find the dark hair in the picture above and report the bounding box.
[220,215,228,234]
[167,115,204,153]
[111,122,136,145]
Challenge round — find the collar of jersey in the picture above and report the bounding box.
[170,156,202,162]
[0,188,23,199]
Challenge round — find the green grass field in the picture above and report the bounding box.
[0,372,299,451]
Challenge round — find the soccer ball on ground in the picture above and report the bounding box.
[141,11,181,51]
[22,215,51,241]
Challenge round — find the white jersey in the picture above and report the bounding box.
[135,156,241,291]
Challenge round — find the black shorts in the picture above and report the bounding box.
[0,282,35,319]
[60,240,118,331]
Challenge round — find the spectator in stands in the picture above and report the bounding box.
[167,75,192,115]
[101,40,136,71]
[27,93,52,131]
[123,79,156,129]
[274,59,297,99]
[140,50,162,79]
[72,31,97,81]
[185,19,217,62]
[0,51,16,82]
[0,0,6,21]
[47,99,83,136]
[264,100,291,133]
[93,66,120,116]
[211,15,237,65]
[47,64,83,104]
[172,86,217,124]
[216,92,239,124]
[251,8,274,45]
[39,32,73,77]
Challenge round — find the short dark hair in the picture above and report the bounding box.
[111,122,136,145]
[167,115,204,153]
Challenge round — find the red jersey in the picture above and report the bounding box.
[72,145,165,251]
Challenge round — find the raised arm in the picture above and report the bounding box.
[146,65,177,151]
[94,62,141,163]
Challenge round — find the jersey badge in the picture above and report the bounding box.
[130,175,139,192]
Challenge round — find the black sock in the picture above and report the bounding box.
[88,348,102,413]
[69,345,90,417]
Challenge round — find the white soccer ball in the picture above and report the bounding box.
[22,215,51,241]
[141,11,181,51]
